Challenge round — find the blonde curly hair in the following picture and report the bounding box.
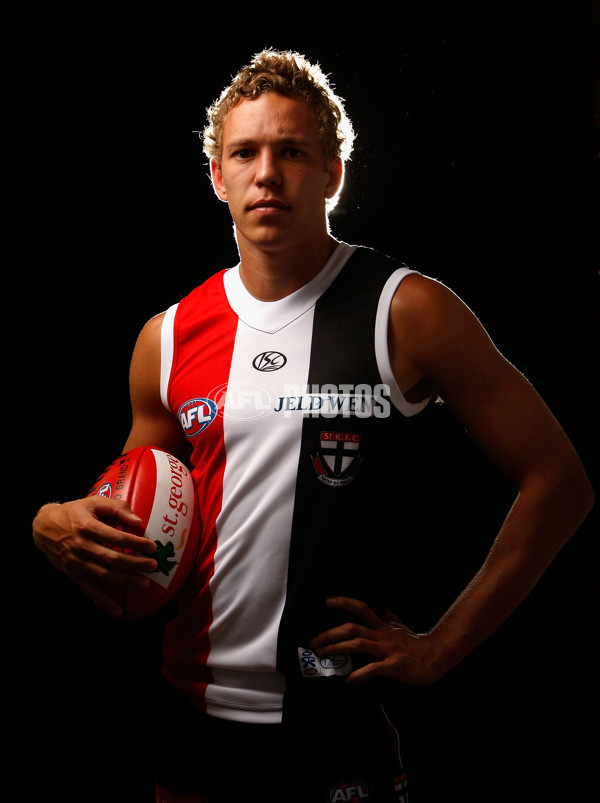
[202,49,355,167]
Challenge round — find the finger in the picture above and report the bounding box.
[93,520,157,555]
[325,596,384,628]
[68,536,158,577]
[73,556,154,607]
[76,578,124,619]
[384,609,409,630]
[90,541,158,574]
[317,638,390,664]
[346,661,386,685]
[86,496,143,529]
[100,567,154,590]
[64,498,153,555]
[310,624,380,655]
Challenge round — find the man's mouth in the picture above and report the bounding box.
[248,199,290,211]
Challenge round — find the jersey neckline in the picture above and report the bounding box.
[222,241,357,334]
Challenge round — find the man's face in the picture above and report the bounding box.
[211,92,342,257]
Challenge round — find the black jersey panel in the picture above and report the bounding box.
[276,249,428,712]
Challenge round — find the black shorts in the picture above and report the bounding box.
[155,682,408,803]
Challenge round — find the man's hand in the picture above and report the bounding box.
[32,498,157,618]
[309,596,445,686]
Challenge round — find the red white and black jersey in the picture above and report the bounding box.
[160,242,431,724]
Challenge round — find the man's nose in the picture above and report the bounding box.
[255,149,281,187]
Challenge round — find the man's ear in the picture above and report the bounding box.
[324,157,344,200]
[211,157,228,201]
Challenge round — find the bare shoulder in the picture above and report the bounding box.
[129,311,167,374]
[388,273,498,395]
[391,273,479,338]
[135,311,167,349]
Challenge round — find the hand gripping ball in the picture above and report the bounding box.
[87,446,201,620]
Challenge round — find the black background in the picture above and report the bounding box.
[8,1,599,800]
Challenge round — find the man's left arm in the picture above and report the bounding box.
[310,275,594,684]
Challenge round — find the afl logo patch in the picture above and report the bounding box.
[178,398,218,437]
[252,351,287,372]
[328,780,373,801]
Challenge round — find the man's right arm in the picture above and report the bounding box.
[32,311,188,617]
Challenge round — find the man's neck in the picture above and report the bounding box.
[237,235,339,301]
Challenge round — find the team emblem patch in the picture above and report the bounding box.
[311,431,363,487]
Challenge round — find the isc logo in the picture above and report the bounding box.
[329,781,372,801]
[252,351,287,371]
[178,398,218,437]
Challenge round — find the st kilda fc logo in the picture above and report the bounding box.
[312,431,363,487]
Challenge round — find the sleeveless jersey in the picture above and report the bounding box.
[160,242,431,724]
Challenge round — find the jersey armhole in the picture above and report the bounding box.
[160,303,179,412]
[375,268,432,417]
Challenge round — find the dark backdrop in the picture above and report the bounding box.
[8,2,598,800]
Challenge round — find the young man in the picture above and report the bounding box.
[32,50,593,802]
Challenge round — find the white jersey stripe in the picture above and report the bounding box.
[375,268,432,416]
[204,307,316,718]
[160,303,179,411]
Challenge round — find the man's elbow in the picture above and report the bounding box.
[562,461,595,530]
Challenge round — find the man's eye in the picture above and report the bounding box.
[235,149,253,159]
[286,148,303,158]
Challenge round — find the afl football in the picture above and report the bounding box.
[87,445,201,620]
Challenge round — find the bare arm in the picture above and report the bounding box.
[32,312,188,617]
[312,275,594,683]
[122,313,190,460]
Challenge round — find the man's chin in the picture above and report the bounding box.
[235,223,291,252]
